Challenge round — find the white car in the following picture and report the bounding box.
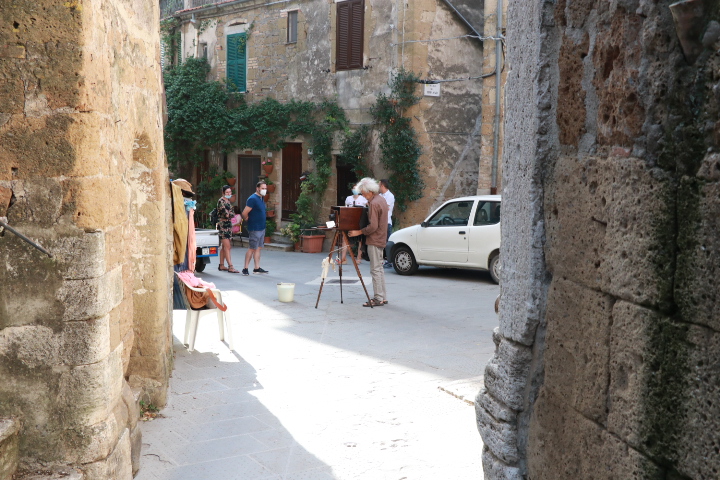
[385,195,501,283]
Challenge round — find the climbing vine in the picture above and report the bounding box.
[163,58,348,220]
[340,69,424,213]
[370,69,424,212]
[340,125,374,179]
[160,17,181,70]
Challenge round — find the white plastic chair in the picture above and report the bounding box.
[175,273,234,352]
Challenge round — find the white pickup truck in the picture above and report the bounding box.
[194,228,220,272]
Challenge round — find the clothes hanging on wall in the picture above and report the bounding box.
[171,183,188,265]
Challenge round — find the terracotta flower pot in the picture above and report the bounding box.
[227,177,236,186]
[229,195,236,203]
[264,236,271,244]
[266,210,276,218]
[263,165,273,175]
[301,235,324,253]
[267,184,276,193]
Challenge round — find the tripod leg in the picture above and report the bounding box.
[339,253,343,304]
[345,232,373,308]
[316,230,340,309]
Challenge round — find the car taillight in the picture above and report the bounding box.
[210,247,217,254]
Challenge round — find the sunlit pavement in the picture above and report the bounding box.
[135,247,499,480]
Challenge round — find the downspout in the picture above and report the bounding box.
[491,0,503,194]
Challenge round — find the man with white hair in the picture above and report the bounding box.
[348,177,389,307]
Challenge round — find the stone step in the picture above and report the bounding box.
[0,417,19,480]
[232,237,294,252]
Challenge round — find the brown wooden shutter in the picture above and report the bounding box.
[336,0,363,71]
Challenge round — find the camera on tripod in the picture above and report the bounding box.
[329,206,369,231]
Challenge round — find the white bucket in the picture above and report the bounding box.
[277,283,295,302]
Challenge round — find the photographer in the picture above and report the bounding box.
[348,178,388,307]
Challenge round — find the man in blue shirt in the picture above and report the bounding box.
[241,181,268,275]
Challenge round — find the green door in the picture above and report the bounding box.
[227,33,247,92]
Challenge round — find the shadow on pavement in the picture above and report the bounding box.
[135,336,335,480]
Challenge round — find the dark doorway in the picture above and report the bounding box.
[336,157,359,206]
[281,143,302,220]
[238,155,261,210]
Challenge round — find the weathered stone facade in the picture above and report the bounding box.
[477,0,720,478]
[173,0,488,226]
[0,0,171,477]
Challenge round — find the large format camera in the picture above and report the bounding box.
[329,205,369,231]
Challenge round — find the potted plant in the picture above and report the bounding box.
[262,158,273,175]
[280,221,302,250]
[265,178,276,193]
[265,218,277,244]
[266,203,276,218]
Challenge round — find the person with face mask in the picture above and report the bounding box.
[217,185,240,273]
[241,181,269,275]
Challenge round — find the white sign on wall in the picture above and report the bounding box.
[424,83,440,97]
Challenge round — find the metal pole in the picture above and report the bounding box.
[491,0,503,194]
[0,219,53,258]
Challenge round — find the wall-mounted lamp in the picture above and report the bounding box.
[267,152,273,157]
[307,148,313,155]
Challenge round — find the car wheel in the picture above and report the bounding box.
[393,246,419,275]
[489,254,500,284]
[195,260,206,273]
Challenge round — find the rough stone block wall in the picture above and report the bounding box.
[0,0,171,477]
[477,0,720,478]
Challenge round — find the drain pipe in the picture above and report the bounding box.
[490,0,503,195]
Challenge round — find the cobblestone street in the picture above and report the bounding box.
[136,248,498,479]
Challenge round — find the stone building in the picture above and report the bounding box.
[163,0,503,227]
[0,0,171,478]
[477,0,720,478]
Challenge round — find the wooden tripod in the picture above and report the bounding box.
[315,229,374,308]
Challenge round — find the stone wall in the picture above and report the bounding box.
[176,0,485,225]
[0,0,171,477]
[477,0,720,478]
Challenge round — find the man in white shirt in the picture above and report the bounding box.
[379,179,395,268]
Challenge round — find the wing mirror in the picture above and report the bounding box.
[421,221,428,228]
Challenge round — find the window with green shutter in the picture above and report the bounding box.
[227,33,247,92]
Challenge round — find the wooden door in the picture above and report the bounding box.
[238,155,261,209]
[281,143,302,220]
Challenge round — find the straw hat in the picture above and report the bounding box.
[172,179,194,194]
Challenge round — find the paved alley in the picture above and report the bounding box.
[135,247,499,480]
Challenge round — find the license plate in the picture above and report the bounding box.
[202,248,209,255]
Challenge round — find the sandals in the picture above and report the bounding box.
[363,299,385,307]
[218,265,228,271]
[227,265,241,274]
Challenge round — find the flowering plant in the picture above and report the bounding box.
[262,158,273,166]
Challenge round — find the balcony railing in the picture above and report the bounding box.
[160,0,233,19]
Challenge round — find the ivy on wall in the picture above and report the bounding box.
[340,69,424,213]
[371,69,424,212]
[163,58,348,219]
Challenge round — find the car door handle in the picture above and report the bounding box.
[459,231,466,235]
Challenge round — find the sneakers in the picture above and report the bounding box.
[383,261,393,269]
[253,268,269,274]
[241,268,249,276]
